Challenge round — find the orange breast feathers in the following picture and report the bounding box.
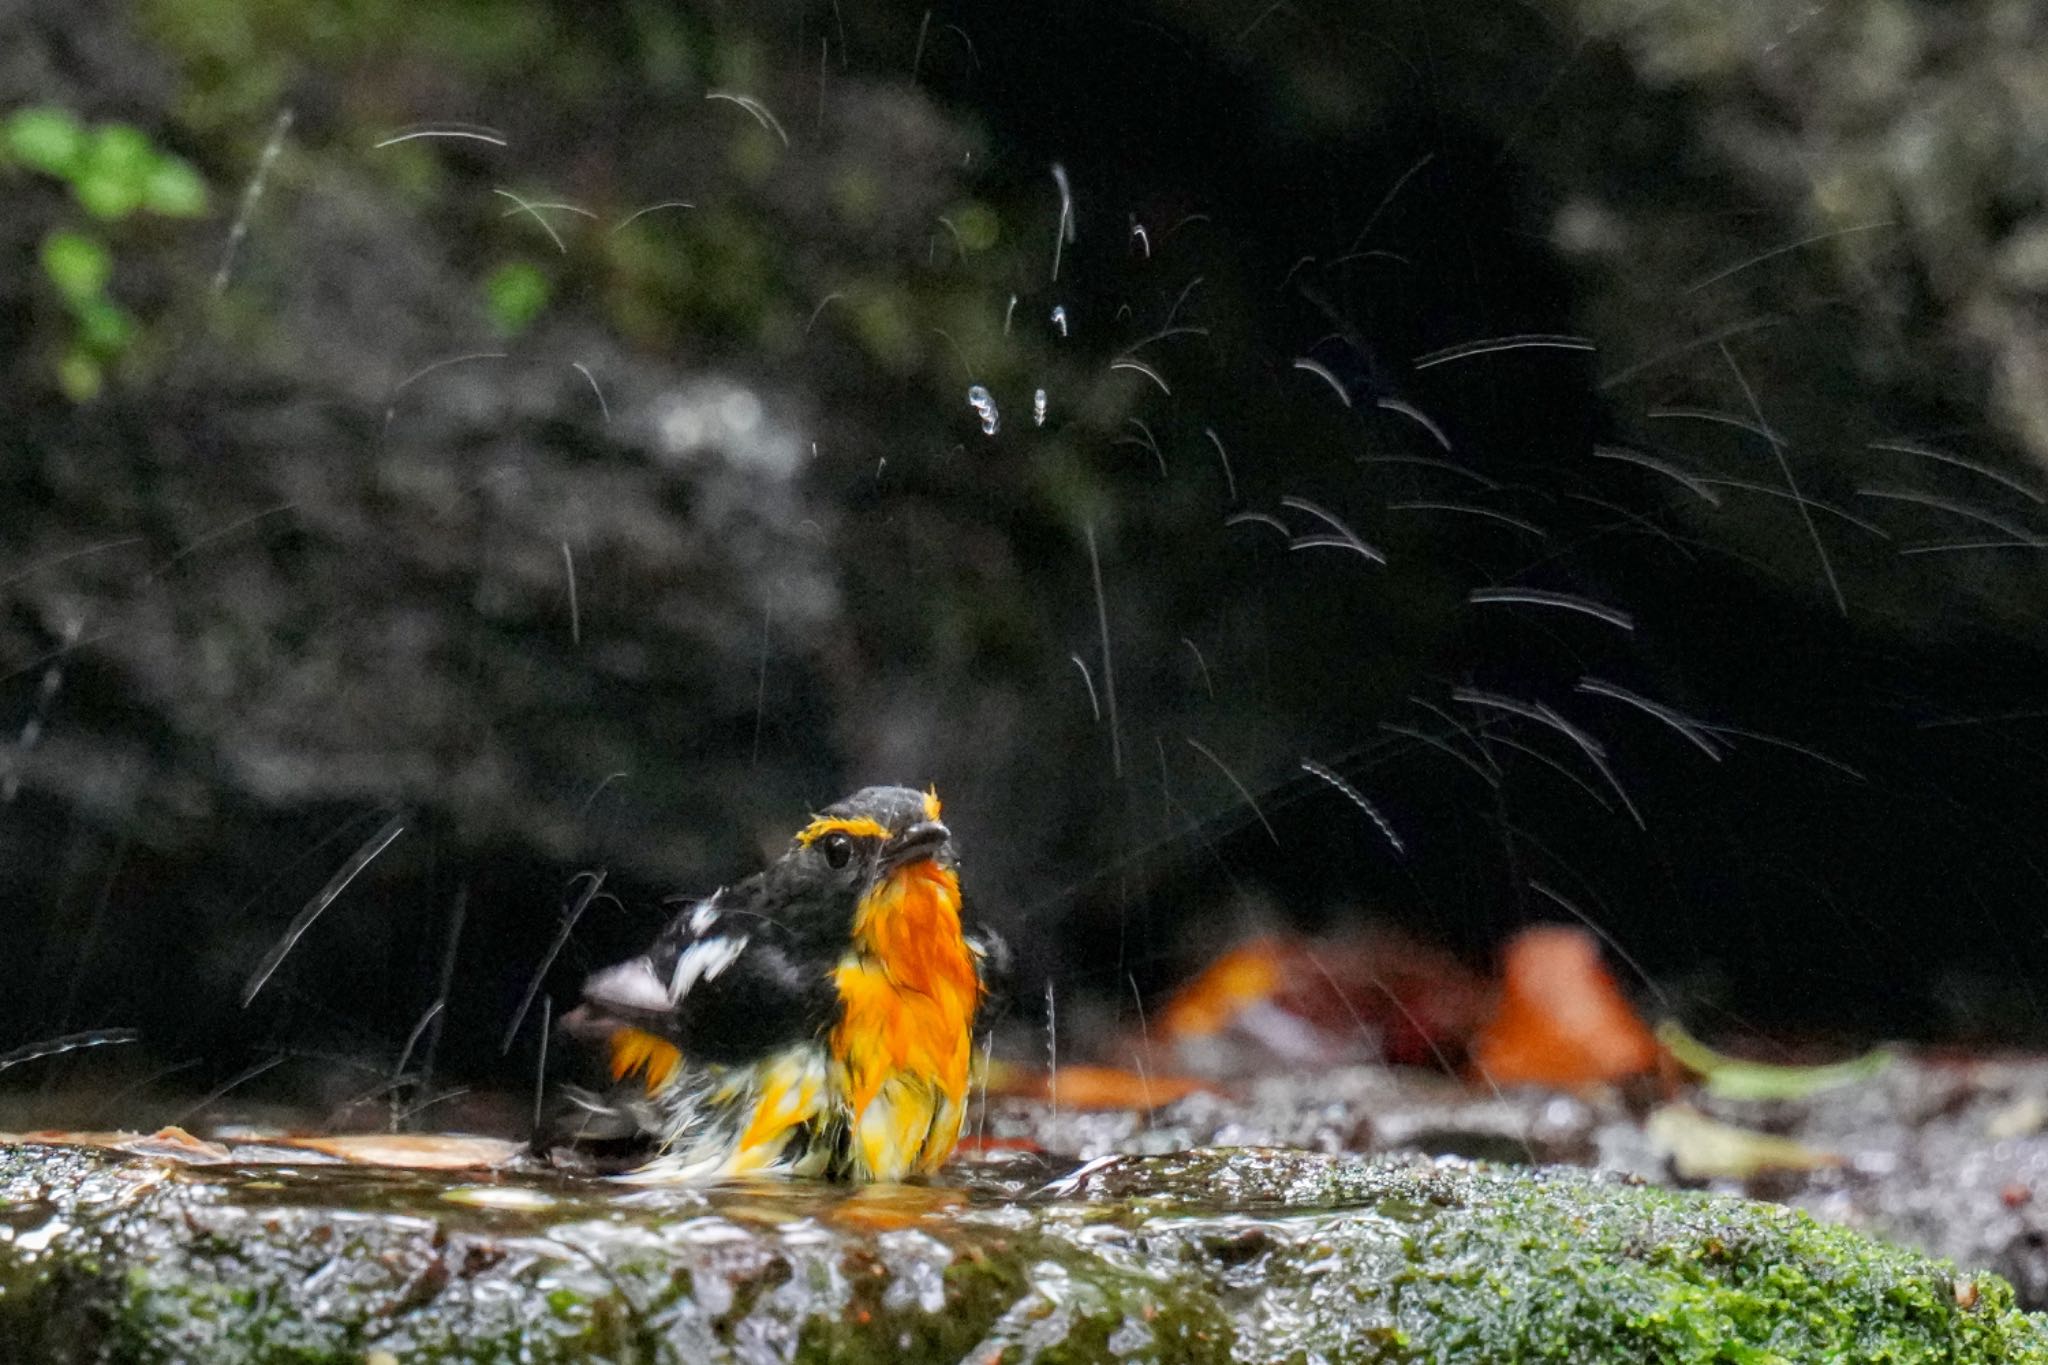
[830,858,979,1120]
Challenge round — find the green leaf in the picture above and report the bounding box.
[4,107,85,177]
[73,123,155,219]
[1645,1103,1840,1181]
[74,297,137,355]
[55,347,103,402]
[74,172,141,220]
[484,260,550,335]
[39,231,112,306]
[88,123,154,178]
[1656,1018,1892,1101]
[141,157,209,218]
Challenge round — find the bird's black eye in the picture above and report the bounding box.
[821,833,854,869]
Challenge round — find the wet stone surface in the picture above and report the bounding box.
[3,1131,2045,1362]
[984,1053,2048,1315]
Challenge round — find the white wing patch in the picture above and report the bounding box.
[666,933,749,1004]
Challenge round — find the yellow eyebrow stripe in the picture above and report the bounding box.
[922,787,942,822]
[796,815,890,845]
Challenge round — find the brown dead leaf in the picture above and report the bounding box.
[6,1127,233,1163]
[117,1126,234,1163]
[817,1183,967,1232]
[276,1133,524,1170]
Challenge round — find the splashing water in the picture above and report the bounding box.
[1034,388,1048,427]
[1051,305,1069,338]
[1050,162,1075,281]
[967,384,1000,436]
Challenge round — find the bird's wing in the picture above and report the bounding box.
[572,884,837,1090]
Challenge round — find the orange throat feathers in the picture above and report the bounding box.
[830,858,978,1170]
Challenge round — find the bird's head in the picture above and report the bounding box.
[764,784,955,922]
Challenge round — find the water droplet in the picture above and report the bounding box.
[967,384,1000,436]
[1050,306,1069,338]
[1034,389,1048,427]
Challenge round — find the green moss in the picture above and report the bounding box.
[1211,1155,2047,1364]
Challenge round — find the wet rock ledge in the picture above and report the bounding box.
[2,1142,2042,1363]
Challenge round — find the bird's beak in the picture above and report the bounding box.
[880,820,950,870]
[580,955,671,1016]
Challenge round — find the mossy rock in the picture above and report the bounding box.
[0,1141,2041,1362]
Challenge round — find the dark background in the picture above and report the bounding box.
[6,0,2048,1124]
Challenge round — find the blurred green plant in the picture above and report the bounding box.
[3,106,210,400]
[483,259,551,336]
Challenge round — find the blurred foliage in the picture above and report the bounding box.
[481,258,549,335]
[5,107,207,220]
[2,105,207,399]
[139,0,559,132]
[132,0,1047,418]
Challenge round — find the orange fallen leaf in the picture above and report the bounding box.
[950,1134,1047,1156]
[985,1062,1217,1110]
[1158,938,1289,1040]
[1469,925,1659,1088]
[1154,929,1490,1072]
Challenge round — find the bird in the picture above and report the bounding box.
[557,785,998,1182]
